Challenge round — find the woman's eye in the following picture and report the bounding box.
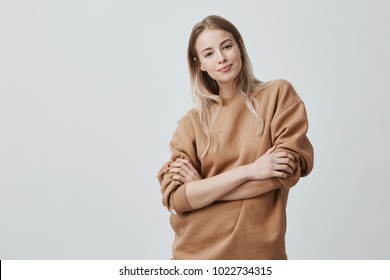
[204,52,213,58]
[223,44,232,50]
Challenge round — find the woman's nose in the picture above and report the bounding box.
[217,51,226,63]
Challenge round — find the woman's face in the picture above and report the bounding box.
[195,28,242,87]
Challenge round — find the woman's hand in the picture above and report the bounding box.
[245,145,297,180]
[168,158,202,184]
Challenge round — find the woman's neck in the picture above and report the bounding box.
[218,82,237,100]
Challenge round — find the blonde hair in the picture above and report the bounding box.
[187,15,264,157]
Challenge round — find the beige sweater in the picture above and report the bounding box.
[157,80,314,259]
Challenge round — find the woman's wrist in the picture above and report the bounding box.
[239,164,253,182]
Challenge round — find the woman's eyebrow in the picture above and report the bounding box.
[201,39,233,54]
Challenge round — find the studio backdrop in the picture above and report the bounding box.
[1,0,389,259]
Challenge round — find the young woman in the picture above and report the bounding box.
[157,15,314,260]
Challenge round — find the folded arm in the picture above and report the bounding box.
[167,146,296,207]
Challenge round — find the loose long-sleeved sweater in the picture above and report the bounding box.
[157,80,314,260]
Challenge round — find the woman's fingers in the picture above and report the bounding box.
[270,151,297,176]
[169,167,189,178]
[265,145,277,155]
[172,174,186,184]
[272,170,289,179]
[275,157,296,174]
[170,160,193,176]
[275,163,295,175]
[169,158,201,182]
[172,161,192,175]
[185,160,201,177]
[171,169,191,183]
[273,151,295,161]
[180,160,198,177]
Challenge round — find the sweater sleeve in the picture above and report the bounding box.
[157,114,200,215]
[271,87,314,190]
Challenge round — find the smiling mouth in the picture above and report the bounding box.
[218,64,233,72]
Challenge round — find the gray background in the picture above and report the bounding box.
[1,0,389,259]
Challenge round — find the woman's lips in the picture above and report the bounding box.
[218,64,233,72]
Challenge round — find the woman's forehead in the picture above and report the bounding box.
[195,29,234,52]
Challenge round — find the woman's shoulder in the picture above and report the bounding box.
[176,108,199,130]
[180,108,198,122]
[256,79,294,93]
[254,79,302,103]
